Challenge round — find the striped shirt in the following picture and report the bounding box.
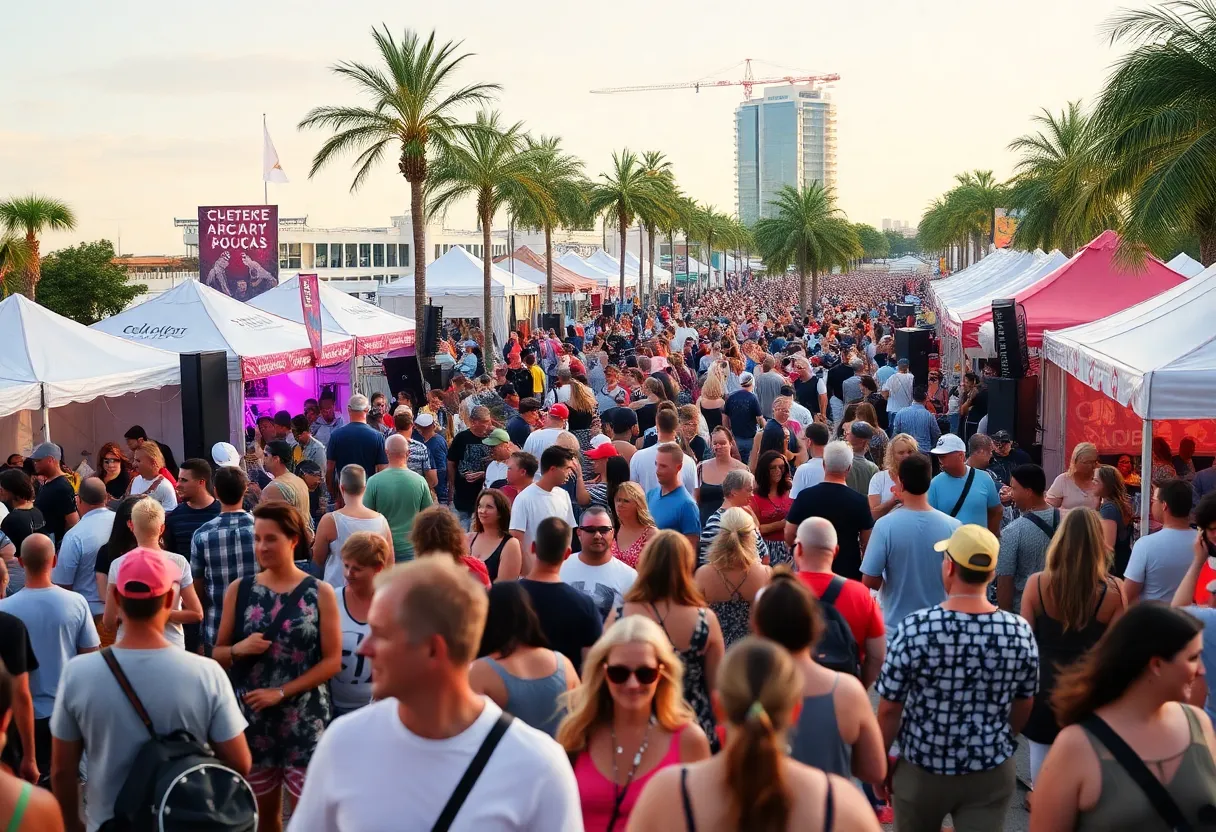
[189,511,257,648]
[698,507,768,569]
[407,438,434,479]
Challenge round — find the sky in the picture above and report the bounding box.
[1,0,1135,255]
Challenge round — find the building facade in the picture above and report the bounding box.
[735,84,838,225]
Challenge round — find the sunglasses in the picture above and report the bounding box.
[102,458,121,464]
[580,525,613,535]
[605,664,660,685]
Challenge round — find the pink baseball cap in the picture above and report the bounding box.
[115,547,178,598]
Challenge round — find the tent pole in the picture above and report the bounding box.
[1140,419,1153,535]
[40,401,51,444]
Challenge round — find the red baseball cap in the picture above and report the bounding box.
[546,403,570,420]
[115,547,178,598]
[585,443,620,460]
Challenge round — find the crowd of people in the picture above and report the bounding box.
[0,268,1215,832]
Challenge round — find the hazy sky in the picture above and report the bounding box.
[2,0,1133,255]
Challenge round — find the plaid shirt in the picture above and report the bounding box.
[189,511,257,647]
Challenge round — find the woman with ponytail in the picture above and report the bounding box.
[627,637,879,831]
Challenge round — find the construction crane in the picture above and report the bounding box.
[591,58,839,101]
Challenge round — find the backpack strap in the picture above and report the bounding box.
[1023,510,1058,541]
[431,711,514,832]
[1081,713,1192,831]
[948,467,977,518]
[820,575,847,607]
[101,647,156,740]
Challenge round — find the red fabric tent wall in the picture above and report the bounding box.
[1065,374,1216,454]
[961,230,1185,349]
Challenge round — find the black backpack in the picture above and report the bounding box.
[99,648,257,832]
[813,577,862,677]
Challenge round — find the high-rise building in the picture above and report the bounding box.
[735,84,837,225]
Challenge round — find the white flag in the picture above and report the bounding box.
[263,124,289,184]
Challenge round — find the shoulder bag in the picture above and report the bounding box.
[948,467,977,518]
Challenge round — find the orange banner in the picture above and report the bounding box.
[1065,374,1216,454]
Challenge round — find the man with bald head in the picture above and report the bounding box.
[289,558,580,831]
[793,517,886,688]
[363,434,434,562]
[1,533,99,782]
[53,476,113,618]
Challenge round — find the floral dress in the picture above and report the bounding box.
[708,569,752,648]
[611,526,654,569]
[231,576,331,769]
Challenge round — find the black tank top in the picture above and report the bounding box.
[471,533,510,582]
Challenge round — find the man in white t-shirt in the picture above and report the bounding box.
[101,498,203,649]
[791,422,830,499]
[288,558,580,832]
[629,406,697,495]
[561,506,637,621]
[509,445,577,575]
[882,358,916,417]
[521,404,570,466]
[1126,479,1197,603]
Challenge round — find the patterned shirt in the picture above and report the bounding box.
[407,438,434,479]
[876,606,1038,775]
[189,511,257,648]
[891,403,941,453]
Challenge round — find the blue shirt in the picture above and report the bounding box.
[51,507,114,615]
[326,421,389,482]
[891,403,941,452]
[860,507,962,632]
[646,486,701,535]
[876,365,897,386]
[0,587,99,717]
[928,467,1001,528]
[1194,466,1216,504]
[424,434,450,503]
[1187,606,1216,723]
[189,511,257,647]
[505,415,532,448]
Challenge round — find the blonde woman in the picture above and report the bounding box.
[694,507,770,648]
[628,638,879,832]
[868,433,919,520]
[127,442,177,511]
[698,364,727,433]
[611,482,657,569]
[1046,442,1101,510]
[558,616,711,831]
[1020,508,1125,793]
[567,379,601,479]
[606,531,725,752]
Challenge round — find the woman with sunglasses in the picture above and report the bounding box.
[752,450,794,567]
[557,615,710,832]
[94,442,130,501]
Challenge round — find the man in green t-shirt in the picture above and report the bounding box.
[364,434,434,561]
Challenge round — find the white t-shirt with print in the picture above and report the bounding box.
[560,556,637,621]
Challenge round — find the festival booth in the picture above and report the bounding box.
[378,246,538,352]
[494,247,596,319]
[92,280,356,448]
[685,256,722,287]
[1042,262,1216,529]
[1168,252,1206,278]
[585,250,641,295]
[928,250,1022,314]
[622,251,673,289]
[0,294,182,459]
[955,231,1186,358]
[887,255,931,273]
[557,251,625,297]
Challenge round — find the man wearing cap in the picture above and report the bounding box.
[505,397,543,448]
[881,357,916,420]
[326,394,389,509]
[723,372,764,461]
[391,410,438,497]
[456,340,479,379]
[261,441,314,528]
[504,351,533,399]
[929,433,1002,535]
[364,435,433,562]
[190,466,257,652]
[482,429,515,488]
[51,547,251,831]
[522,403,570,463]
[845,422,880,496]
[995,464,1059,613]
[890,385,941,453]
[875,524,1038,831]
[30,443,78,551]
[988,430,1032,487]
[291,416,329,509]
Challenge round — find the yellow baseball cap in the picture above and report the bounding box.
[933,525,1000,571]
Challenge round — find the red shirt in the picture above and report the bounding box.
[797,571,885,662]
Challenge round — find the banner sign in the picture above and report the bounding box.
[1064,374,1216,454]
[198,205,279,301]
[298,273,323,360]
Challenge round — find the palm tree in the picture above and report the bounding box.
[1094,1,1216,263]
[427,111,548,371]
[512,136,587,314]
[753,184,860,314]
[950,170,1008,257]
[0,234,32,298]
[587,150,669,303]
[0,195,76,300]
[638,151,676,306]
[700,206,733,293]
[299,26,499,330]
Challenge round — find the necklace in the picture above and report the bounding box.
[611,714,657,783]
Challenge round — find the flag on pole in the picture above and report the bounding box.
[263,123,289,184]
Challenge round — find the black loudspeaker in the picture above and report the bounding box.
[384,357,424,408]
[986,375,1039,451]
[602,302,616,320]
[991,298,1030,379]
[895,303,916,320]
[658,293,672,309]
[539,313,564,336]
[420,305,442,356]
[180,352,230,463]
[894,327,932,386]
[424,363,453,394]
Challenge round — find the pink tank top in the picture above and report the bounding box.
[574,725,685,832]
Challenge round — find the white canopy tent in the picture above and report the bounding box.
[686,256,723,286]
[622,251,672,287]
[1042,261,1216,530]
[378,246,537,350]
[557,251,622,293]
[0,294,182,458]
[92,280,356,447]
[585,250,640,288]
[927,250,1016,310]
[1167,251,1206,278]
[938,251,1068,340]
[887,254,931,273]
[249,275,416,355]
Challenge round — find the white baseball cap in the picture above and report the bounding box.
[414,413,435,428]
[929,434,967,455]
[211,442,242,468]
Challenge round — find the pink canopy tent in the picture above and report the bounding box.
[958,230,1186,350]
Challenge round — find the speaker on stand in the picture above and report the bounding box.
[987,375,1039,452]
[180,352,230,462]
[991,299,1030,379]
[602,301,616,320]
[894,327,932,387]
[539,312,564,337]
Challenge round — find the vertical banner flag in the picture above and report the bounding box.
[299,273,323,361]
[197,205,279,301]
[263,124,289,184]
